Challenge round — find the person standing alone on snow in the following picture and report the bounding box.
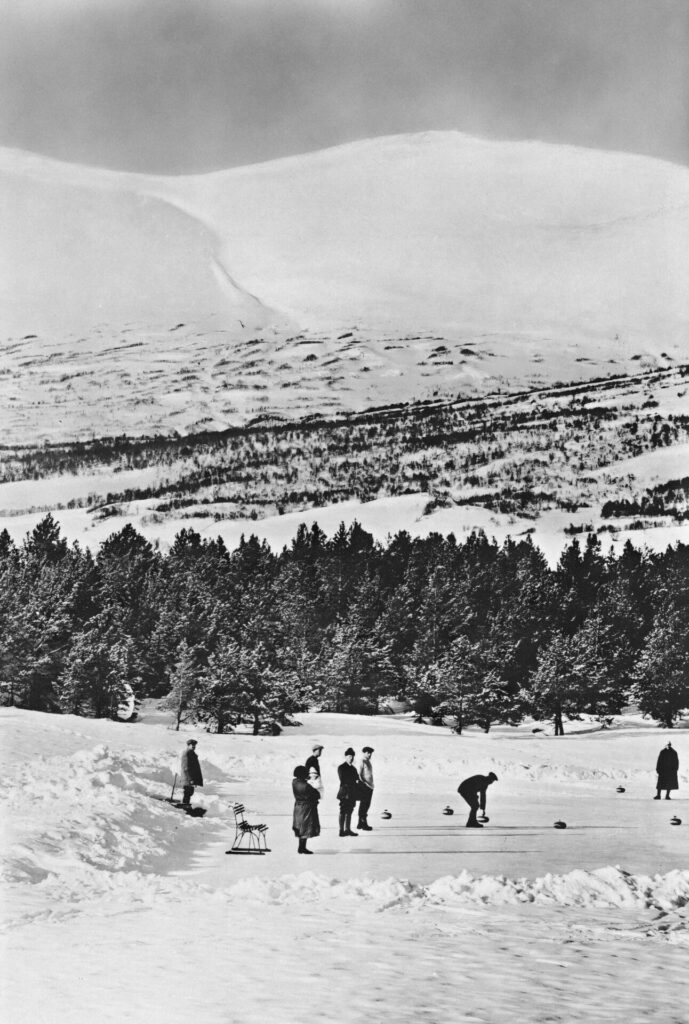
[337,747,361,837]
[457,771,497,827]
[357,746,375,831]
[180,739,203,806]
[655,742,679,800]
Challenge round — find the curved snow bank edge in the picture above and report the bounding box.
[227,866,689,912]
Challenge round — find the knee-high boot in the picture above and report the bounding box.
[344,811,358,836]
[339,810,346,837]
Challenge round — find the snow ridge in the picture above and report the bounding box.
[228,867,689,916]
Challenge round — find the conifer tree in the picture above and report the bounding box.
[57,611,140,718]
[632,609,689,728]
[163,640,202,730]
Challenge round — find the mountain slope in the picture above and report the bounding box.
[1,132,688,441]
[152,132,689,340]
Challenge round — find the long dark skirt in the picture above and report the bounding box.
[293,799,320,838]
[292,779,321,838]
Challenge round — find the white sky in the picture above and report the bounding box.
[1,0,687,172]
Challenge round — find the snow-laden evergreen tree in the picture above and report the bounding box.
[57,611,140,718]
[631,608,689,728]
[0,526,91,710]
[410,635,518,733]
[317,573,393,714]
[526,632,588,735]
[162,640,202,731]
[190,636,299,734]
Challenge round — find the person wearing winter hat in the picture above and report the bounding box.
[357,747,375,831]
[180,739,203,807]
[337,747,361,837]
[292,764,320,854]
[305,742,324,795]
[457,771,497,828]
[305,743,323,775]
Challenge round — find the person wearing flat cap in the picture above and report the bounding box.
[357,747,375,831]
[337,747,361,837]
[305,742,325,797]
[180,739,203,807]
[305,742,323,777]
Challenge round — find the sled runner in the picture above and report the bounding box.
[225,803,270,854]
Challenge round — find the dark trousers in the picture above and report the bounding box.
[339,798,356,834]
[182,784,195,805]
[458,786,480,825]
[358,786,373,824]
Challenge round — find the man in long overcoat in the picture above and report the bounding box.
[180,739,203,806]
[655,742,679,799]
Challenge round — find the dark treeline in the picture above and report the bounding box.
[1,515,688,734]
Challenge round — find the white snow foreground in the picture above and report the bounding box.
[2,709,689,1024]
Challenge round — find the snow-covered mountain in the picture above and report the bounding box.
[1,132,688,441]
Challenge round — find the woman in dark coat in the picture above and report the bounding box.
[292,765,320,854]
[655,742,679,799]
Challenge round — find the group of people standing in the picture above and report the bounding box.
[292,743,375,854]
[180,738,679,855]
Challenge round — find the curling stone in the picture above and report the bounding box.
[616,786,626,793]
[443,806,454,815]
[553,820,567,829]
[670,816,682,826]
[478,813,489,823]
[381,810,392,820]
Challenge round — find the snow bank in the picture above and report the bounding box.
[2,742,228,885]
[225,866,689,915]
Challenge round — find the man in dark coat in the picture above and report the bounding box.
[655,742,679,799]
[292,765,320,854]
[457,771,498,827]
[337,747,361,837]
[180,739,203,806]
[305,742,324,777]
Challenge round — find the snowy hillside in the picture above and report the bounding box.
[2,363,688,565]
[2,707,688,1023]
[1,132,688,442]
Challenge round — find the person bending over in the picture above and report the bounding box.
[457,771,498,828]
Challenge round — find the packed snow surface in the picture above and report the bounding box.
[2,707,688,1023]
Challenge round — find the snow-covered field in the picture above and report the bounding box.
[2,706,688,1023]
